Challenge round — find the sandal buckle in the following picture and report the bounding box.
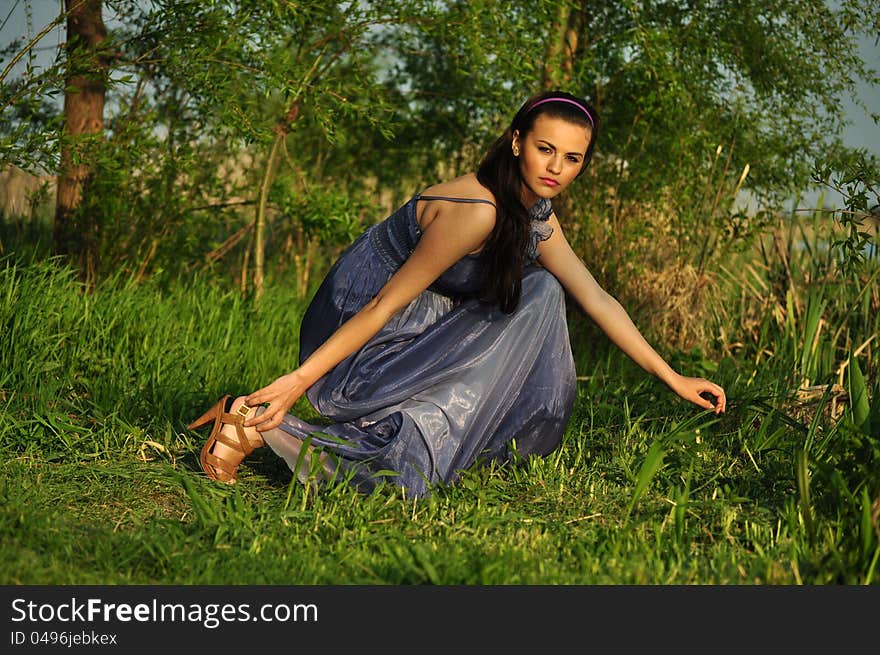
[236,403,251,417]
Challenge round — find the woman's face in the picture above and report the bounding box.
[513,114,591,205]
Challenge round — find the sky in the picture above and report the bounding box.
[838,33,880,153]
[2,1,878,209]
[807,30,879,209]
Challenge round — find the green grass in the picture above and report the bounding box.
[1,253,878,585]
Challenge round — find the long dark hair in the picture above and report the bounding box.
[476,90,600,313]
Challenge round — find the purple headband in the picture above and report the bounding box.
[526,97,594,129]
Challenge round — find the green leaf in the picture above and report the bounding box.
[626,437,666,518]
[847,355,870,434]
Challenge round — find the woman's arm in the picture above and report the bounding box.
[244,202,497,431]
[536,212,726,414]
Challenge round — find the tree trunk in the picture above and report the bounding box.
[541,3,582,90]
[251,102,299,306]
[542,3,591,226]
[254,134,282,303]
[54,0,107,285]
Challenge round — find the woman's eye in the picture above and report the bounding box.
[538,146,552,153]
[566,156,581,163]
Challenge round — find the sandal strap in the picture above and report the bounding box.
[196,398,261,484]
[219,409,254,455]
[212,424,256,456]
[204,451,237,479]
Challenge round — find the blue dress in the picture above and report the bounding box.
[262,192,577,496]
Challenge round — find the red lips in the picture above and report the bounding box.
[539,177,559,187]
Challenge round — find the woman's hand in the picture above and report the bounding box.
[243,371,310,431]
[668,373,727,415]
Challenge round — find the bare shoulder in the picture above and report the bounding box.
[421,172,497,206]
[417,173,497,246]
[422,195,495,240]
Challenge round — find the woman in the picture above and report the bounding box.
[188,90,727,497]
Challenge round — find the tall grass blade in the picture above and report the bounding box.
[179,473,219,526]
[805,382,837,454]
[861,487,876,561]
[800,290,825,383]
[866,546,880,585]
[796,449,814,546]
[747,398,809,435]
[847,355,870,434]
[625,437,666,519]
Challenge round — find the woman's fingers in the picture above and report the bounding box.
[704,381,726,414]
[244,392,302,430]
[680,376,723,414]
[254,410,284,431]
[695,379,726,414]
[697,392,716,411]
[245,408,274,428]
[249,406,285,430]
[712,383,726,413]
[244,373,303,425]
[245,389,270,406]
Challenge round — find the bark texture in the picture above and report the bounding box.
[54,0,108,284]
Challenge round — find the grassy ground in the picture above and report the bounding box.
[1,245,877,585]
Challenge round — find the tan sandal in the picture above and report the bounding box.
[187,395,262,484]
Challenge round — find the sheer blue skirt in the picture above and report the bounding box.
[263,217,577,497]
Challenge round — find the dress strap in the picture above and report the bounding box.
[414,193,496,208]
